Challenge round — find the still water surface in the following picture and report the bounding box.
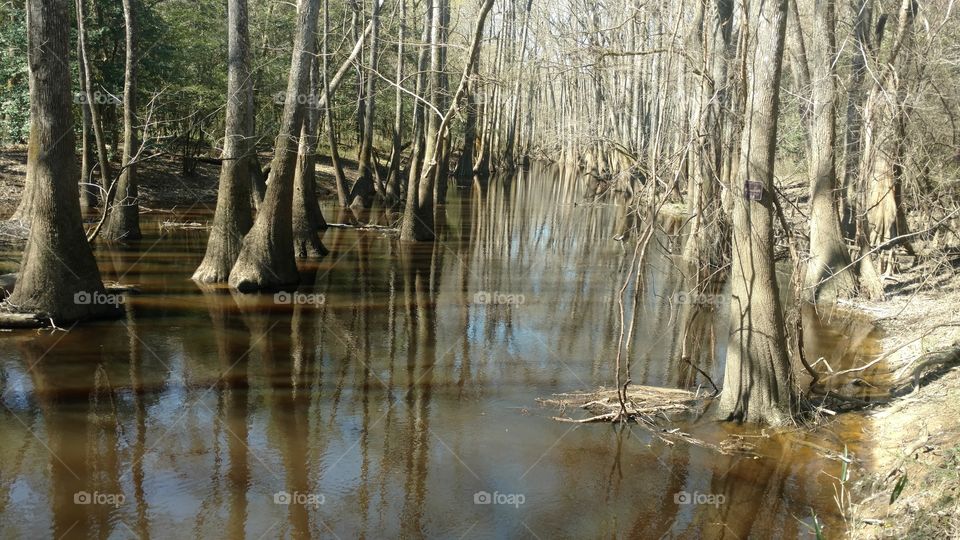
[0,165,883,538]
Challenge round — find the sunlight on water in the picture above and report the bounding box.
[0,164,883,538]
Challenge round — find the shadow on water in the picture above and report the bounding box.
[0,162,883,538]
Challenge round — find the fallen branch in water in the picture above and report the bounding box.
[326,222,399,232]
[537,385,747,453]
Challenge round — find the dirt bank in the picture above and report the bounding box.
[844,256,960,539]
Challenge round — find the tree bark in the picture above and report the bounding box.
[229,0,320,291]
[103,0,142,241]
[400,0,494,241]
[193,0,255,283]
[385,0,406,204]
[292,55,328,258]
[802,0,856,302]
[6,0,118,323]
[350,0,382,208]
[717,0,796,425]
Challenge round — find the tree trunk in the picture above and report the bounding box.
[399,0,434,240]
[400,0,494,241]
[103,0,142,241]
[193,0,255,283]
[841,0,872,240]
[77,36,98,210]
[384,0,406,204]
[292,57,328,258]
[802,0,856,302]
[322,0,350,208]
[7,0,118,323]
[717,0,796,425]
[350,0,381,208]
[229,0,319,292]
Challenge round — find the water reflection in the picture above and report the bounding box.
[0,163,880,538]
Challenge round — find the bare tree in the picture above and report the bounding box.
[6,0,117,323]
[229,0,320,291]
[717,0,796,425]
[103,0,142,241]
[802,0,857,302]
[193,0,255,283]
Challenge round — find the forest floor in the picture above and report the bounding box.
[0,146,349,249]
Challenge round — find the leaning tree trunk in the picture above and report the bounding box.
[103,0,142,241]
[717,0,796,425]
[229,0,319,291]
[7,0,118,323]
[802,0,856,302]
[193,0,255,283]
[350,0,381,208]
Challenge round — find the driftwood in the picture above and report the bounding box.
[539,385,755,455]
[0,312,48,329]
[325,222,399,232]
[539,385,708,423]
[160,220,210,230]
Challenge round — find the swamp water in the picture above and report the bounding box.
[0,164,884,538]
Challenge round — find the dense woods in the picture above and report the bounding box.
[1,0,960,536]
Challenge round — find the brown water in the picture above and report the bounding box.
[0,164,883,539]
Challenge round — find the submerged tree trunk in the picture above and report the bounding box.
[292,57,328,258]
[7,0,118,323]
[193,0,255,283]
[103,0,142,241]
[384,0,406,205]
[229,0,319,291]
[802,0,856,302]
[717,0,796,425]
[400,0,494,241]
[350,0,381,208]
[399,0,434,240]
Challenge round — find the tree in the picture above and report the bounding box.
[292,46,328,258]
[717,0,796,425]
[102,0,142,241]
[192,0,255,283]
[5,0,118,323]
[400,0,494,241]
[802,0,857,302]
[350,0,381,208]
[229,0,319,292]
